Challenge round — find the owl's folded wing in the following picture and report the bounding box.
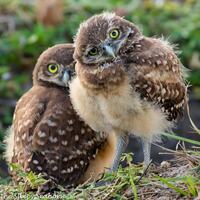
[128,37,187,120]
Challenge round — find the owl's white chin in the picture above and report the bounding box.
[100,61,113,69]
[99,57,121,69]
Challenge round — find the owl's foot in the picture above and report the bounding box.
[37,179,58,195]
[95,179,112,187]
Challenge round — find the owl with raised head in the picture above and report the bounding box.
[70,12,187,173]
[5,44,116,193]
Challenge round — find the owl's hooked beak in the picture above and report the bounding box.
[102,44,116,58]
[61,68,72,86]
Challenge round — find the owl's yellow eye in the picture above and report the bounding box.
[88,47,98,56]
[47,64,59,74]
[109,29,120,39]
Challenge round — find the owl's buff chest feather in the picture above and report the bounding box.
[70,78,170,137]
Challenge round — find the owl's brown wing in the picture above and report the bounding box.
[12,86,46,166]
[12,86,107,189]
[126,37,187,121]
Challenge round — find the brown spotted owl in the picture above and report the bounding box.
[5,44,115,192]
[70,13,188,173]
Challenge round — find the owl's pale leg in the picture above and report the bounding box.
[95,134,129,187]
[141,137,152,167]
[109,134,129,172]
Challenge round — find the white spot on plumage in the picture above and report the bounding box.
[58,129,65,135]
[82,150,87,155]
[61,141,68,146]
[143,84,148,89]
[161,107,165,112]
[23,119,31,126]
[66,126,73,131]
[33,160,39,165]
[146,87,151,93]
[37,140,45,145]
[80,160,84,165]
[75,135,79,141]
[38,131,46,138]
[76,150,81,155]
[163,60,167,65]
[68,119,73,125]
[161,88,166,95]
[55,110,63,115]
[22,133,26,140]
[63,157,68,162]
[172,67,176,72]
[49,160,55,164]
[175,90,179,97]
[16,137,20,142]
[157,97,161,102]
[61,170,67,174]
[46,120,57,127]
[74,164,78,169]
[49,136,58,143]
[37,103,44,109]
[55,156,59,160]
[81,128,85,134]
[27,135,33,142]
[37,166,42,171]
[52,166,58,171]
[18,125,22,132]
[156,60,161,65]
[88,141,92,146]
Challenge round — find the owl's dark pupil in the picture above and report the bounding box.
[112,31,117,36]
[89,48,98,56]
[50,65,56,70]
[91,48,96,53]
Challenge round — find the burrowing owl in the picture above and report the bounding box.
[70,13,187,173]
[5,44,115,192]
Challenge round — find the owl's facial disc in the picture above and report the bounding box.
[40,63,74,87]
[101,27,132,61]
[83,26,132,68]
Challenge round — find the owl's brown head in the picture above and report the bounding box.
[33,44,75,87]
[74,13,141,90]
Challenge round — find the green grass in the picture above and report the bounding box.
[0,147,199,200]
[0,0,200,199]
[1,123,200,199]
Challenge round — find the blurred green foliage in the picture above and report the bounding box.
[0,0,200,153]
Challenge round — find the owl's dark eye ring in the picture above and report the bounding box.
[47,63,59,74]
[109,29,120,39]
[88,47,98,56]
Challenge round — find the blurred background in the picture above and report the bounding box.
[0,0,200,182]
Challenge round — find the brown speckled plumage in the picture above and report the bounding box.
[73,13,187,122]
[70,13,188,170]
[6,44,109,191]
